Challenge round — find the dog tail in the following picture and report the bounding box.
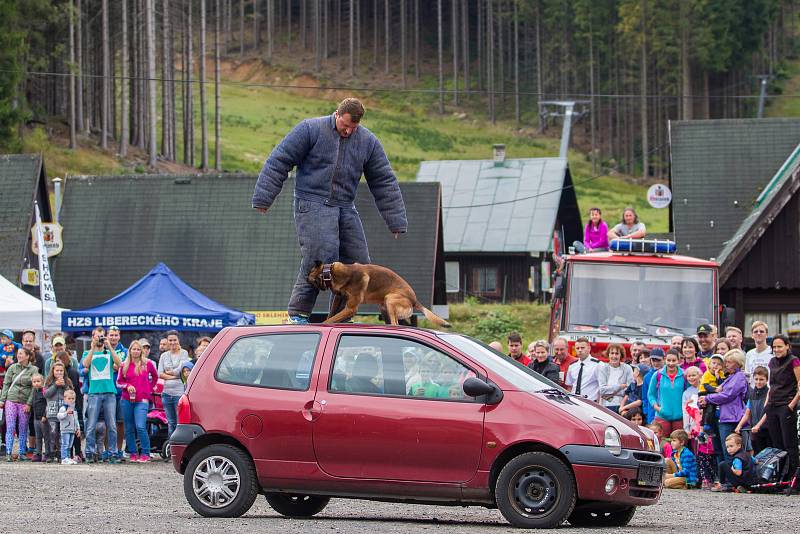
[414,302,451,328]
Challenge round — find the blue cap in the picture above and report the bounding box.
[637,363,652,375]
[1,329,13,340]
[649,347,665,359]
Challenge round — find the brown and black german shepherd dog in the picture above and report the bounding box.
[307,261,451,327]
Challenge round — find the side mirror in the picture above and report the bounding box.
[463,377,503,404]
[720,306,736,331]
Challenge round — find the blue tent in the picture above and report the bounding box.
[62,263,255,332]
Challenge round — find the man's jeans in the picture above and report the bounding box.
[288,198,370,316]
[85,393,117,457]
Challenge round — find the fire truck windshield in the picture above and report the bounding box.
[566,262,715,336]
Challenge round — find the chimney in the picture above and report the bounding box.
[492,144,506,166]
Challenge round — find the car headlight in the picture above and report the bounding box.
[604,426,622,456]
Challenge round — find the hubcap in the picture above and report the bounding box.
[509,466,559,518]
[193,455,241,508]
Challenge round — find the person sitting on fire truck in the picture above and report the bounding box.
[607,207,647,240]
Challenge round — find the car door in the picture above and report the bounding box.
[312,332,486,483]
[213,330,324,478]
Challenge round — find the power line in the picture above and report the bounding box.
[9,68,800,101]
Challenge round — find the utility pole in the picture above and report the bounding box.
[756,75,770,118]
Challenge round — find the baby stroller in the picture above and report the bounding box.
[749,447,800,494]
[147,379,171,461]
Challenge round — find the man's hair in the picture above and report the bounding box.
[725,326,742,337]
[337,98,365,122]
[165,330,180,338]
[753,366,769,379]
[507,332,522,344]
[575,337,590,345]
[22,330,36,338]
[725,432,743,446]
[93,326,105,335]
[196,336,212,345]
[751,320,769,333]
[670,429,689,444]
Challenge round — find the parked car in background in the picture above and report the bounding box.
[172,324,663,528]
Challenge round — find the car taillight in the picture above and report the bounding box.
[177,394,191,424]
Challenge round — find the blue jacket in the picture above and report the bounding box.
[647,367,687,422]
[671,446,698,486]
[252,114,408,233]
[642,370,656,423]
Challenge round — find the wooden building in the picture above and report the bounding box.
[416,153,582,303]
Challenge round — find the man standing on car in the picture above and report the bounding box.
[252,97,407,324]
[565,338,601,402]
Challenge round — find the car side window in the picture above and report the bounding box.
[330,335,476,401]
[215,333,319,391]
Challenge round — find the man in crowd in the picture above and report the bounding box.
[507,332,531,366]
[670,336,684,352]
[641,347,665,423]
[82,327,123,463]
[696,324,716,358]
[552,337,577,388]
[43,335,78,376]
[193,336,212,362]
[629,341,646,363]
[565,338,600,402]
[141,339,158,365]
[106,326,127,459]
[745,321,772,383]
[725,326,743,350]
[252,97,407,324]
[159,338,169,354]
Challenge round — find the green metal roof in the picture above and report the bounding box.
[51,174,444,313]
[416,158,570,253]
[669,118,800,260]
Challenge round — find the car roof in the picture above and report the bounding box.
[223,323,447,337]
[566,252,718,268]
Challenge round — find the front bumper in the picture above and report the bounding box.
[169,423,205,474]
[561,445,664,506]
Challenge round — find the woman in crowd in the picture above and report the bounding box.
[0,347,38,461]
[701,349,748,462]
[597,344,633,413]
[158,330,191,439]
[527,340,560,383]
[680,338,707,373]
[765,335,800,480]
[647,349,686,436]
[118,340,159,462]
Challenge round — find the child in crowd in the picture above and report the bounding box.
[30,374,47,462]
[44,361,73,463]
[699,354,726,434]
[735,366,771,455]
[712,433,756,493]
[624,408,645,426]
[682,366,716,488]
[648,422,672,458]
[620,364,649,418]
[57,389,81,465]
[664,429,698,489]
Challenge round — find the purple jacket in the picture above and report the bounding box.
[583,221,609,251]
[706,368,748,423]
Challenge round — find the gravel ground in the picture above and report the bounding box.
[1,460,797,533]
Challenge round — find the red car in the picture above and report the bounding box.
[172,325,663,528]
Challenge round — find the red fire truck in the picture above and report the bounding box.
[548,244,720,361]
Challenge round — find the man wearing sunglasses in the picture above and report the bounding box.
[745,321,772,384]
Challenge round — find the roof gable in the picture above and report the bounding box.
[0,154,51,283]
[669,118,800,260]
[52,175,443,312]
[416,158,569,253]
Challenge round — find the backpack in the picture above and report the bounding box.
[754,447,788,483]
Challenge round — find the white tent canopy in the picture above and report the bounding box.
[0,273,62,331]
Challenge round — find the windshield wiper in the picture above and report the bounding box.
[569,323,606,330]
[604,323,648,335]
[646,322,687,334]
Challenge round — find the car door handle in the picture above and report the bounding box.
[302,400,324,422]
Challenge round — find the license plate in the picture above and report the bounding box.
[637,465,662,486]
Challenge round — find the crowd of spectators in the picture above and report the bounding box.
[0,327,208,465]
[495,321,800,493]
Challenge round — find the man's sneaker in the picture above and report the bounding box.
[61,458,71,465]
[138,454,151,463]
[85,455,97,464]
[107,456,120,464]
[0,445,6,456]
[130,454,140,463]
[5,455,12,462]
[287,314,310,325]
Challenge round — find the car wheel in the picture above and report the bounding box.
[183,444,259,518]
[495,452,576,529]
[265,493,330,517]
[568,507,636,527]
[162,441,171,462]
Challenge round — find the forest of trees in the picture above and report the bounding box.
[1,0,798,179]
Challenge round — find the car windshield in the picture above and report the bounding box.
[566,262,714,336]
[438,334,562,393]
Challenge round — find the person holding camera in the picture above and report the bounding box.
[81,327,122,463]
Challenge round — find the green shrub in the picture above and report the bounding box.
[470,310,523,341]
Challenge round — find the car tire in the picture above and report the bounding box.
[495,452,576,529]
[568,506,636,527]
[265,493,330,517]
[183,444,259,518]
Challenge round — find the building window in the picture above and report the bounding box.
[445,261,460,293]
[471,266,500,297]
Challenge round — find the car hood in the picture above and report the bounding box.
[532,391,651,451]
